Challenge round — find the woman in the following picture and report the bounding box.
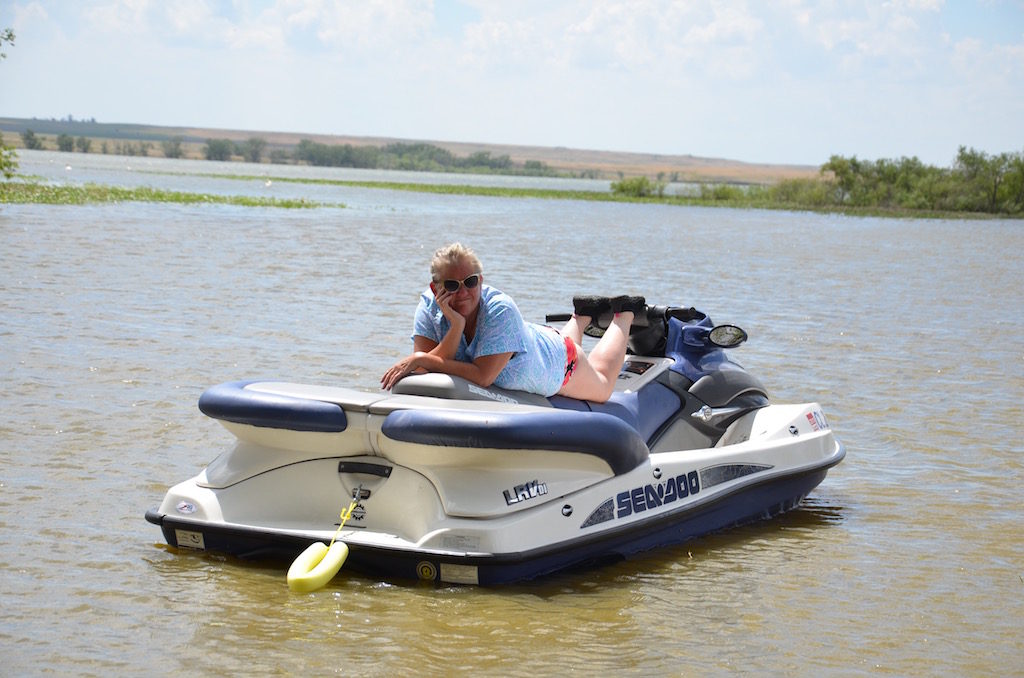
[381,243,643,403]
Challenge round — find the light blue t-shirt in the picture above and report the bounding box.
[412,285,568,396]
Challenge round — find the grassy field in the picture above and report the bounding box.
[0,116,817,185]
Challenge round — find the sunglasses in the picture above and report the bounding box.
[440,274,481,293]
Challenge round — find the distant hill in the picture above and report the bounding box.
[0,116,818,184]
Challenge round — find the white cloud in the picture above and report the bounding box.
[11,1,49,27]
[893,0,944,10]
[83,0,153,35]
[163,0,220,33]
[312,0,434,51]
[462,17,548,68]
[453,1,767,82]
[1,0,1021,164]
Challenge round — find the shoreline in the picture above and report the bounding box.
[0,116,818,185]
[2,172,1011,220]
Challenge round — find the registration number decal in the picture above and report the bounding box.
[806,409,830,431]
[174,529,206,551]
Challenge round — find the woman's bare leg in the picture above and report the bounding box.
[560,314,589,345]
[588,311,633,380]
[557,311,634,402]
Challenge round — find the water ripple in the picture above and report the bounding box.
[2,153,1022,675]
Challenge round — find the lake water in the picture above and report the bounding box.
[2,150,1022,675]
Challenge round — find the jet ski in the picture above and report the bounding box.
[146,305,844,585]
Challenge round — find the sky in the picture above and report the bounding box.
[1,0,1022,166]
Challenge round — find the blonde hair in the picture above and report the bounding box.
[430,242,483,282]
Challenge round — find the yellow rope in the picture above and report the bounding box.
[328,496,359,549]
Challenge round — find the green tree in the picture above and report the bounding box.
[162,136,184,159]
[1,27,13,60]
[1002,151,1024,213]
[524,160,554,176]
[821,155,859,204]
[204,138,234,161]
[20,129,43,150]
[57,134,74,152]
[463,150,511,170]
[954,146,1007,212]
[75,136,92,153]
[238,137,266,163]
[0,29,17,179]
[1,133,17,179]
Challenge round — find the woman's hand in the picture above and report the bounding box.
[435,288,465,330]
[381,351,428,391]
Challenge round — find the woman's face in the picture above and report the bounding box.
[437,257,482,317]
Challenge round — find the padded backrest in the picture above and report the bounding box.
[392,373,553,407]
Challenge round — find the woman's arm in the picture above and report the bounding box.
[411,325,460,361]
[383,285,516,390]
[381,350,513,390]
[415,351,513,387]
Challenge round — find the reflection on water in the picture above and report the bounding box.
[1,152,1022,674]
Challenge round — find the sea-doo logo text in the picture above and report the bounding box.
[504,479,548,505]
[467,383,519,404]
[616,471,700,517]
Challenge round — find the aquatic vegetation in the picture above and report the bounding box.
[0,181,339,208]
[0,133,16,179]
[153,170,624,202]
[179,171,1016,218]
[9,161,1013,218]
[611,176,666,198]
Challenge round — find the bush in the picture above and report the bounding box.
[204,138,234,161]
[768,178,832,207]
[21,129,44,150]
[819,148,1024,214]
[1,132,17,179]
[698,183,745,201]
[611,176,665,198]
[237,137,266,163]
[162,137,184,159]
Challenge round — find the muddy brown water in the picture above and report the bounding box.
[2,151,1021,674]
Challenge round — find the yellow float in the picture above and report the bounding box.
[287,541,350,592]
[286,495,358,592]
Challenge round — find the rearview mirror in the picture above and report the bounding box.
[708,324,747,348]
